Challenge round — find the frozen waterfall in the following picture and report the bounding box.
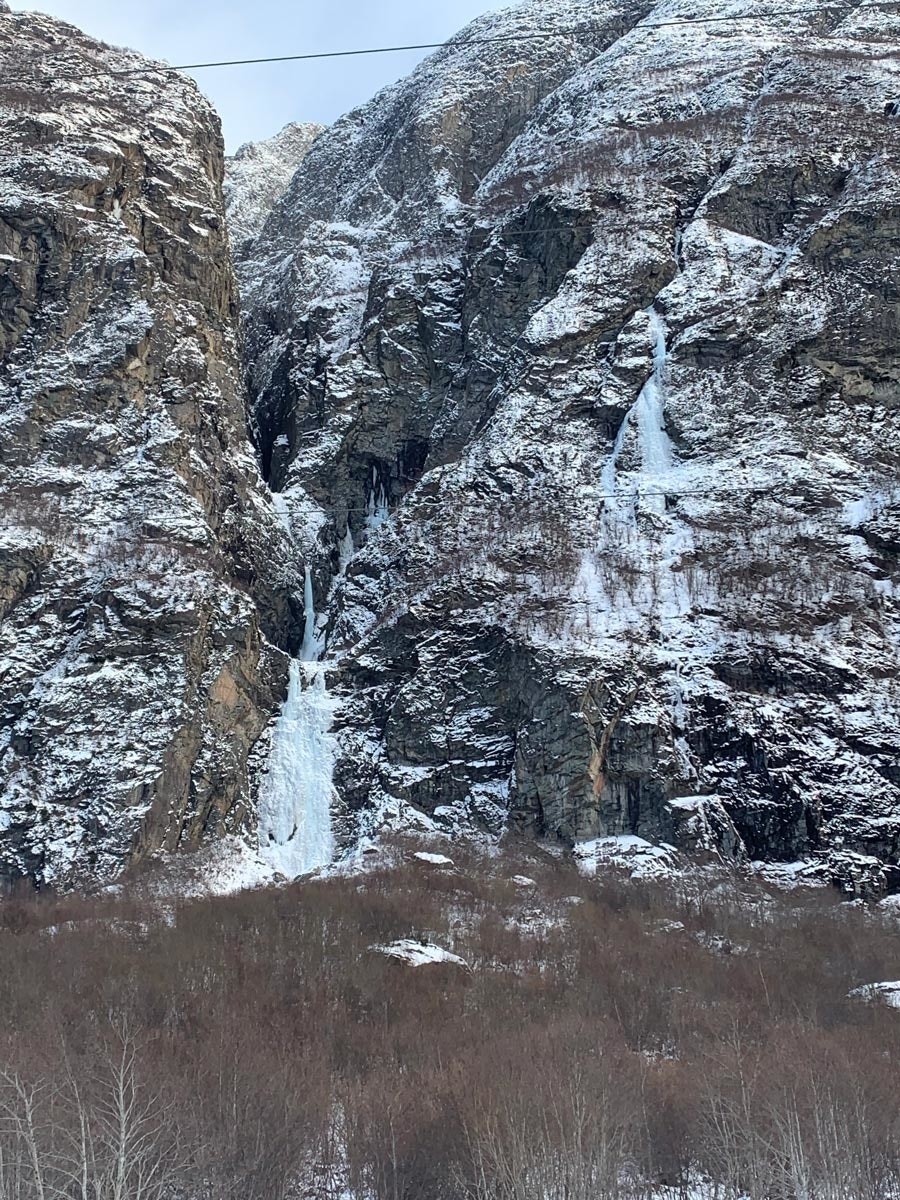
[602,306,674,518]
[583,303,693,624]
[300,565,324,661]
[635,310,673,475]
[258,562,336,878]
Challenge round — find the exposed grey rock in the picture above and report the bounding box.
[0,11,300,886]
[241,0,900,891]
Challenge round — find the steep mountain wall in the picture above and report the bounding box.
[0,9,299,886]
[2,0,898,892]
[241,0,900,890]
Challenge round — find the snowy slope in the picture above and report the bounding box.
[224,122,324,255]
[241,0,900,893]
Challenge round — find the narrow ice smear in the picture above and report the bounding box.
[300,565,322,660]
[338,526,355,573]
[365,467,390,534]
[259,558,336,879]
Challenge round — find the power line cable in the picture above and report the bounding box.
[1,2,898,87]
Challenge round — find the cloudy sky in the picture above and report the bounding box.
[8,0,508,150]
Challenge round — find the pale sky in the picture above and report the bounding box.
[8,0,510,150]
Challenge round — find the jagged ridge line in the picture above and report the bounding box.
[0,9,885,523]
[1,2,899,86]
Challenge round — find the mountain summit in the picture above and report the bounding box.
[224,121,325,255]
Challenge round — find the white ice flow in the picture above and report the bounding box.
[634,309,673,494]
[601,306,673,516]
[258,563,336,878]
[577,303,696,628]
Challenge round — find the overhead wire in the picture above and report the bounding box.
[0,1,898,87]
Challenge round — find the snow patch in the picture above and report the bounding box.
[412,851,455,866]
[371,939,469,968]
[575,835,681,881]
[849,981,900,1009]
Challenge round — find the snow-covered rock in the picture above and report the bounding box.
[5,0,900,891]
[0,10,300,886]
[849,981,900,1009]
[224,122,324,255]
[412,850,455,866]
[575,835,682,881]
[371,939,469,968]
[239,0,900,890]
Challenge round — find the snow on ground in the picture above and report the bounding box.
[849,981,900,1009]
[371,939,470,968]
[575,835,682,880]
[141,835,280,899]
[412,851,455,866]
[749,859,826,889]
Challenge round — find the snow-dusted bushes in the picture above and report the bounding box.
[1,851,900,1199]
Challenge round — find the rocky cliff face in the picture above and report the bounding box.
[241,0,900,891]
[0,9,299,886]
[224,122,324,258]
[3,0,899,893]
